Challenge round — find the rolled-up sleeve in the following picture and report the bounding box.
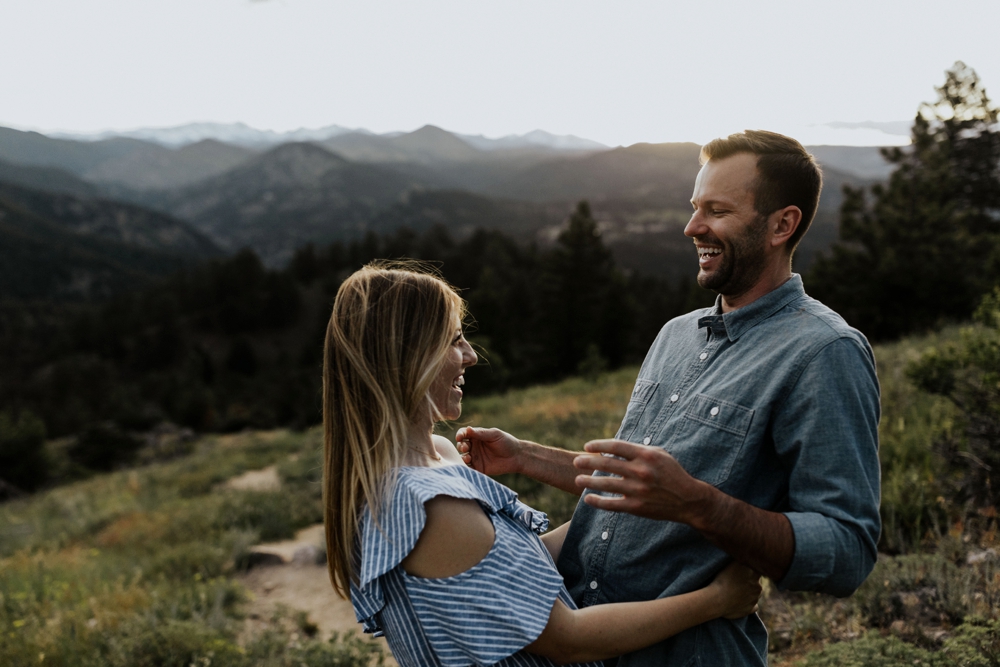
[773,336,881,597]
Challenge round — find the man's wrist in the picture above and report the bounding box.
[518,439,552,476]
[685,480,728,535]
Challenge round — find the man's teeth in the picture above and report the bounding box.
[699,247,722,257]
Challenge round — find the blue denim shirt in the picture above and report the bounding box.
[556,275,881,667]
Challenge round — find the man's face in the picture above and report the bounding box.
[684,153,770,297]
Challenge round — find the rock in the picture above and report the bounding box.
[292,545,318,566]
[245,551,285,568]
[966,548,998,565]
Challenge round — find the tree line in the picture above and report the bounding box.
[3,62,998,499]
[0,202,712,492]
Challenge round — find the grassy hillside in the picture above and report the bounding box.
[2,329,998,665]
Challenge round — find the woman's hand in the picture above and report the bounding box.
[707,562,762,619]
[454,427,523,476]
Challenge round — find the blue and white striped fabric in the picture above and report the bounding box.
[350,464,601,667]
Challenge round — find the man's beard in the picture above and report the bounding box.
[697,214,770,297]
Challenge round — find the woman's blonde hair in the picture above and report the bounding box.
[323,260,465,599]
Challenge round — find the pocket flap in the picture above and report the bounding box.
[684,394,754,437]
[629,379,659,404]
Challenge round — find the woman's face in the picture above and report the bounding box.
[429,316,477,421]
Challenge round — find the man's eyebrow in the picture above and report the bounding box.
[691,198,733,208]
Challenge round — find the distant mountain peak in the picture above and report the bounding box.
[49,122,365,148]
[457,130,607,152]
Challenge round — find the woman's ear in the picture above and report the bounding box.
[770,206,803,250]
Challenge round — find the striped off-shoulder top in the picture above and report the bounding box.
[349,463,601,667]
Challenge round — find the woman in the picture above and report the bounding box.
[323,262,760,667]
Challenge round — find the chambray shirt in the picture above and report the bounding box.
[557,275,881,667]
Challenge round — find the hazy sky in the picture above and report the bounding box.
[3,0,999,146]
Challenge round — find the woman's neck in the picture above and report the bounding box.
[403,419,441,466]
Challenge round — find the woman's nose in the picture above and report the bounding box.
[463,342,478,367]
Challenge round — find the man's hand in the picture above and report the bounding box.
[574,439,794,582]
[573,439,713,527]
[455,427,523,476]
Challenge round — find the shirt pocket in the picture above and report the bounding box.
[616,379,659,442]
[665,393,755,487]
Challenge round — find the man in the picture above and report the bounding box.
[457,130,881,666]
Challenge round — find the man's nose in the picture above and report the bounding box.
[683,212,704,238]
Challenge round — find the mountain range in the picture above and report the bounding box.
[0,121,900,291]
[49,122,608,152]
[0,181,220,301]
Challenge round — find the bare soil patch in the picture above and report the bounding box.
[238,523,396,664]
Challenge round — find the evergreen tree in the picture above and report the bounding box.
[809,62,1000,340]
[539,201,622,375]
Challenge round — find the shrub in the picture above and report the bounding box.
[0,409,48,493]
[798,632,935,667]
[68,422,142,471]
[941,616,1000,666]
[214,489,322,542]
[907,288,1000,511]
[851,554,998,629]
[107,619,247,667]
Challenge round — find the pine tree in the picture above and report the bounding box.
[539,201,623,375]
[808,62,1000,340]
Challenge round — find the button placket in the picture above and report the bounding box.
[582,510,620,606]
[644,335,723,441]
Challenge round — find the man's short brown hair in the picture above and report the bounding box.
[700,130,823,254]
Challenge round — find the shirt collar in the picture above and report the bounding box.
[700,274,805,342]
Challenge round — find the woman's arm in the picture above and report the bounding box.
[455,427,583,495]
[539,521,571,563]
[526,562,760,664]
[403,496,761,665]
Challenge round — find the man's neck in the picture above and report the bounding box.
[720,265,793,313]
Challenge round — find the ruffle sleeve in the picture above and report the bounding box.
[400,509,565,666]
[350,465,554,644]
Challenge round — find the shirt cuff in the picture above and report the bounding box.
[777,511,837,591]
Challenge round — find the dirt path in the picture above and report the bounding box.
[238,523,396,664]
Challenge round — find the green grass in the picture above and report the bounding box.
[0,429,383,667]
[2,328,998,666]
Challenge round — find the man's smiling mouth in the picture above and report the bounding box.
[696,243,723,264]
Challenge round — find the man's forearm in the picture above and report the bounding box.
[692,485,794,582]
[574,440,795,581]
[517,440,583,496]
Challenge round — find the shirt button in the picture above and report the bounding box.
[642,436,651,445]
[670,394,679,402]
[589,581,599,590]
[710,406,720,416]
[601,531,609,540]
[699,352,708,360]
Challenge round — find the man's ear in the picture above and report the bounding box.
[770,206,802,250]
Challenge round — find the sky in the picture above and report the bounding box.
[3,0,999,147]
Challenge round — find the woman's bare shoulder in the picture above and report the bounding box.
[432,434,464,463]
[401,493,495,578]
